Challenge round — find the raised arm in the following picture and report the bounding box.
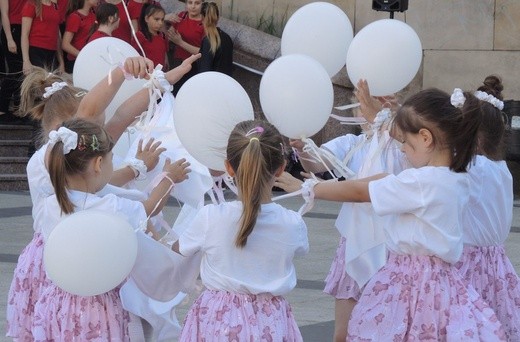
[104,53,201,141]
[75,56,154,125]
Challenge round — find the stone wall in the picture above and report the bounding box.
[217,0,520,100]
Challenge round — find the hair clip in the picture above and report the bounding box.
[77,135,87,151]
[90,134,100,151]
[245,126,264,137]
[75,90,88,98]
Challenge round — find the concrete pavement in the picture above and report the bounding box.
[1,190,519,341]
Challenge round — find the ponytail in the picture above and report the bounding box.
[227,120,285,248]
[235,139,267,247]
[202,2,220,55]
[48,141,75,214]
[450,92,482,172]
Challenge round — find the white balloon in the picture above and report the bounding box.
[73,37,147,123]
[173,72,254,171]
[259,54,333,139]
[281,2,353,77]
[44,210,138,296]
[346,19,422,96]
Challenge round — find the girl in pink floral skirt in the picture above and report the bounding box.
[276,88,506,341]
[454,75,520,340]
[30,118,189,341]
[173,120,309,341]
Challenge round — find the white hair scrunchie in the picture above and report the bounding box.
[450,88,466,108]
[48,127,78,154]
[473,90,504,110]
[43,81,68,99]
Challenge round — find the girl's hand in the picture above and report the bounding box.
[375,95,400,113]
[7,39,17,54]
[289,139,305,152]
[274,171,304,193]
[165,12,181,23]
[355,79,381,123]
[135,138,166,172]
[163,158,190,183]
[166,28,183,44]
[123,56,154,79]
[22,60,33,75]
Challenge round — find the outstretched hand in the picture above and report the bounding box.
[274,171,303,193]
[163,158,190,184]
[135,138,166,172]
[289,139,305,152]
[355,79,382,123]
[123,56,155,79]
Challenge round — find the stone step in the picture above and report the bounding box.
[0,157,29,173]
[0,173,28,191]
[0,140,32,157]
[0,124,35,140]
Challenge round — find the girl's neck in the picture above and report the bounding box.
[66,175,94,194]
[188,13,201,20]
[427,149,452,168]
[78,5,91,15]
[98,25,114,35]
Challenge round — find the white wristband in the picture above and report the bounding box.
[124,158,147,180]
[298,178,320,215]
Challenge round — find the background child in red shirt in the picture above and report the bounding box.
[132,3,167,69]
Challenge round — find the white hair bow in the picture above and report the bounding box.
[450,88,466,108]
[48,127,78,154]
[43,81,68,99]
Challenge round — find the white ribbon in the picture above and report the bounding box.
[43,81,68,99]
[300,138,356,179]
[272,177,321,215]
[48,127,78,154]
[474,90,504,110]
[334,103,361,111]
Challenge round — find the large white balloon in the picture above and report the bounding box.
[260,54,333,139]
[281,2,353,77]
[346,19,422,96]
[44,210,138,296]
[173,72,254,171]
[73,37,147,123]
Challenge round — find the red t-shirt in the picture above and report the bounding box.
[57,0,68,22]
[127,0,143,22]
[22,1,60,50]
[111,0,132,43]
[132,31,167,68]
[65,10,96,60]
[8,0,27,24]
[88,30,110,43]
[171,11,204,60]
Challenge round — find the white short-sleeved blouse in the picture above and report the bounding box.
[463,155,513,245]
[179,201,309,296]
[369,166,469,263]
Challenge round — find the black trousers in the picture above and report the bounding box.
[0,24,23,113]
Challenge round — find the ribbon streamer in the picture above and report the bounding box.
[334,102,361,110]
[300,137,356,180]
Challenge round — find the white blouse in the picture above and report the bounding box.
[369,166,469,263]
[179,201,309,296]
[463,155,513,245]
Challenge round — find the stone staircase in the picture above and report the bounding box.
[0,124,32,191]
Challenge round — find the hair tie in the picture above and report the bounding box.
[450,88,466,108]
[249,137,260,143]
[473,90,504,110]
[245,126,264,137]
[43,81,68,99]
[48,127,78,154]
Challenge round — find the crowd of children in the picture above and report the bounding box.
[0,0,233,123]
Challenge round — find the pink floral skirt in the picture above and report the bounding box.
[454,245,520,341]
[180,289,303,341]
[31,284,130,341]
[323,237,362,300]
[6,232,50,340]
[347,253,506,341]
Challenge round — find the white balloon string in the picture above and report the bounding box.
[272,188,303,202]
[301,138,356,179]
[120,0,147,59]
[330,114,368,125]
[140,172,175,232]
[334,102,360,110]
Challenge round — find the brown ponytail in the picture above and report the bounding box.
[202,2,220,55]
[227,120,285,248]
